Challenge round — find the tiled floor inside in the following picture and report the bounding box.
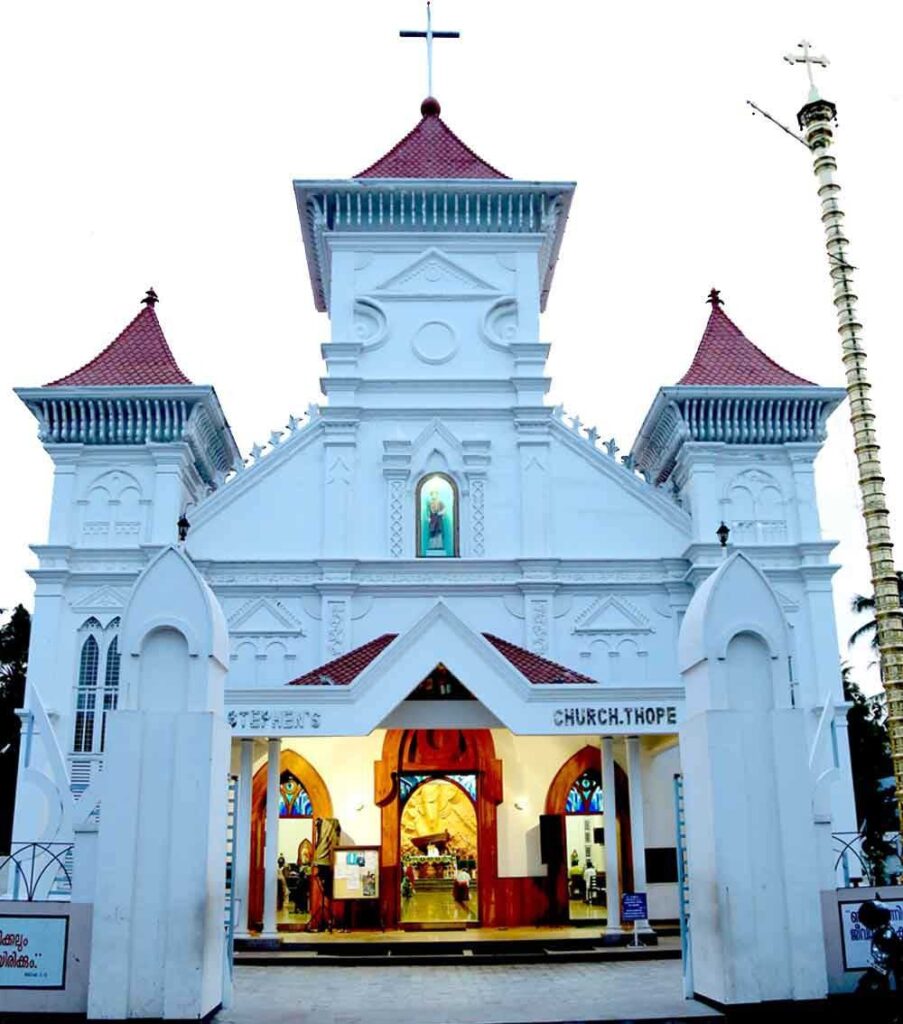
[217,959,721,1023]
[400,886,479,925]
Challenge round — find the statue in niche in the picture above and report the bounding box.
[417,473,457,557]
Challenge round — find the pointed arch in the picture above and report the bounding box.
[416,472,459,557]
[248,749,333,930]
[73,635,100,753]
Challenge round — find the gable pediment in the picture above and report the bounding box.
[373,249,500,298]
[573,596,653,636]
[72,585,129,611]
[228,597,304,636]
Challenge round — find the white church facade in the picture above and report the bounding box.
[9,94,860,1014]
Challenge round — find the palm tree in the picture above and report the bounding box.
[848,571,903,650]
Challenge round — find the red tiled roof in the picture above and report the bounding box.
[46,305,192,387]
[677,303,813,387]
[355,99,508,180]
[482,634,596,684]
[287,631,595,686]
[288,634,398,685]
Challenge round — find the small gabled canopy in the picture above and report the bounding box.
[677,291,814,387]
[46,292,192,387]
[355,97,509,180]
[287,628,595,687]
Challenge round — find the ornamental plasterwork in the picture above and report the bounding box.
[71,585,129,610]
[470,477,486,556]
[373,248,500,298]
[528,598,550,655]
[388,478,405,558]
[572,595,654,636]
[227,597,305,635]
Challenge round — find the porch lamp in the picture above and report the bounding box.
[177,512,191,543]
[716,521,730,548]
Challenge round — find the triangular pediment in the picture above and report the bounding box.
[72,585,129,611]
[573,596,652,635]
[228,597,303,635]
[373,249,499,298]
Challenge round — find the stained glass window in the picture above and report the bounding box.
[279,771,313,817]
[565,770,603,814]
[417,474,457,557]
[399,772,477,805]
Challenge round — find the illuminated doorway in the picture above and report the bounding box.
[399,774,478,927]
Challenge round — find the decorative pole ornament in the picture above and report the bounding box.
[142,287,159,307]
[788,44,903,829]
[399,2,460,101]
[706,288,723,309]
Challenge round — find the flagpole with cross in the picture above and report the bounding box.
[400,1,460,99]
[786,41,903,831]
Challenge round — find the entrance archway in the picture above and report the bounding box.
[249,749,333,930]
[544,744,633,924]
[375,729,502,927]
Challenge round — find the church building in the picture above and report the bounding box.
[10,88,858,1014]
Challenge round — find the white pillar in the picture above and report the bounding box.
[625,735,653,934]
[601,736,621,933]
[234,739,253,937]
[262,737,280,938]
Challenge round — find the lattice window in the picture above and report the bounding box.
[72,618,121,755]
[73,635,99,753]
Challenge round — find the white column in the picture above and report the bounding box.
[261,737,280,938]
[601,736,621,932]
[625,735,652,934]
[233,739,253,937]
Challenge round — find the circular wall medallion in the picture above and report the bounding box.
[411,321,458,364]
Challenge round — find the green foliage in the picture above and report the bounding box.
[843,665,896,883]
[0,605,30,854]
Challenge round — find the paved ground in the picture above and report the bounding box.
[216,960,721,1023]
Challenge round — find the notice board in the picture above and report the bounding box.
[333,846,380,900]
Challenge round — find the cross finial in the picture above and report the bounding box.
[142,287,159,307]
[706,288,723,308]
[783,40,830,100]
[400,2,460,101]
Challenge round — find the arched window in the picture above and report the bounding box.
[73,635,100,753]
[416,473,458,557]
[279,771,313,817]
[72,619,121,755]
[565,769,603,814]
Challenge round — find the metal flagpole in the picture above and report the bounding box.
[787,41,903,830]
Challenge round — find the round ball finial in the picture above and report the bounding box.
[421,96,441,117]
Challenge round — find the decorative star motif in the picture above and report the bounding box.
[287,415,300,432]
[307,403,320,419]
[585,426,600,445]
[570,415,583,434]
[250,443,264,461]
[552,404,566,421]
[621,453,636,470]
[604,438,620,458]
[270,430,283,446]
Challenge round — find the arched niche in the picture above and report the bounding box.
[415,472,459,557]
[248,749,333,930]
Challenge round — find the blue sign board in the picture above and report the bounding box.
[621,892,648,922]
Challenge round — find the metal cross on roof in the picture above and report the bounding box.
[783,40,830,96]
[400,1,460,99]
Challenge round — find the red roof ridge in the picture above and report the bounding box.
[677,302,814,388]
[46,304,192,388]
[355,99,509,180]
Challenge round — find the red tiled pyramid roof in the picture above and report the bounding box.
[46,305,192,387]
[678,303,813,387]
[287,631,595,686]
[355,98,508,180]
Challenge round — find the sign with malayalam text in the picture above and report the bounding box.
[621,892,648,923]
[840,898,903,971]
[0,915,68,989]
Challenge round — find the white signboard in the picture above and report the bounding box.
[0,915,68,989]
[840,898,903,971]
